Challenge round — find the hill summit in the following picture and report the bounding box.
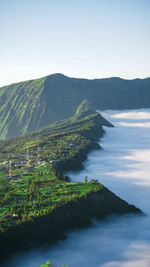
[0,73,150,139]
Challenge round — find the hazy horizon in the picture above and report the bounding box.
[0,0,150,87]
[0,72,150,88]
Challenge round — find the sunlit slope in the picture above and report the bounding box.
[0,77,47,139]
[0,73,150,139]
[0,100,112,163]
[0,104,113,234]
[0,107,141,258]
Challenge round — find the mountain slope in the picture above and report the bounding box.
[0,104,141,260]
[0,73,150,139]
[0,100,112,164]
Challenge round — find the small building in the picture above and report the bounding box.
[91,179,99,183]
[23,172,28,176]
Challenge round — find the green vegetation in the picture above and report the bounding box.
[0,164,102,232]
[0,100,142,264]
[0,104,107,233]
[0,77,46,139]
[41,261,68,267]
[74,99,93,119]
[0,73,149,139]
[0,100,111,164]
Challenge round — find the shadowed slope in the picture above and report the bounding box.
[0,73,150,139]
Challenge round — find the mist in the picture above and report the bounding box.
[4,109,150,267]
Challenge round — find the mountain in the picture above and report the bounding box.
[0,104,141,260]
[0,100,112,164]
[0,73,150,139]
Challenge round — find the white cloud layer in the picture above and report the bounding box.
[5,108,150,267]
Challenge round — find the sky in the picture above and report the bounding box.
[0,0,150,86]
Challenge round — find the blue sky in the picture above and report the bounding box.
[0,0,150,86]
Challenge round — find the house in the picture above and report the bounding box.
[91,179,99,183]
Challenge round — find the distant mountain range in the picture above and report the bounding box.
[0,73,150,139]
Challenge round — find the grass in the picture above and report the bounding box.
[0,164,102,232]
[0,108,104,233]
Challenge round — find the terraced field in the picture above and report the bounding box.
[0,164,102,232]
[0,102,107,233]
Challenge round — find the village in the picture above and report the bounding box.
[0,143,100,232]
[0,146,48,179]
[0,143,99,183]
[0,110,101,232]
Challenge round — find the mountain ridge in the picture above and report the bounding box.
[0,73,150,140]
[2,73,150,88]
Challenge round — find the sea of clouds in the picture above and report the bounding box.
[5,109,150,267]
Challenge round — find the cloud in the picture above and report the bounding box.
[102,243,150,267]
[5,109,150,267]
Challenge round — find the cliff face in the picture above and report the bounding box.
[0,73,150,139]
[0,186,142,261]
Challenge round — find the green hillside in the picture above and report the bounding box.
[0,100,112,164]
[0,77,46,139]
[0,73,150,139]
[0,105,141,260]
[0,102,111,232]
